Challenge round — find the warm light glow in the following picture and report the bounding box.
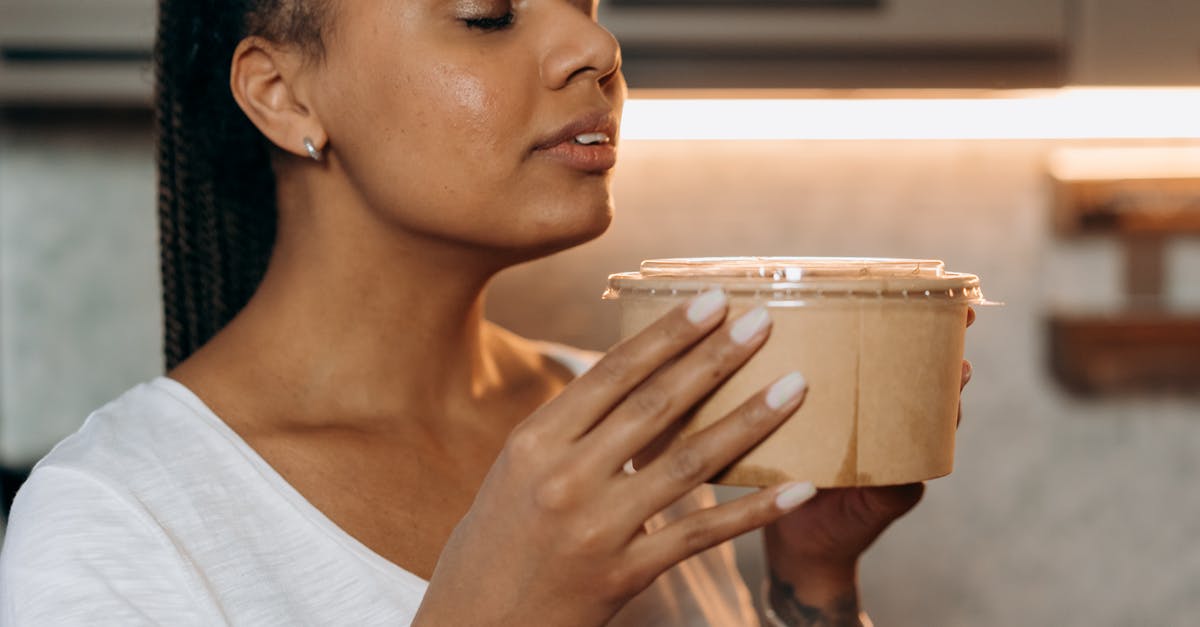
[622,89,1200,141]
[1048,147,1200,180]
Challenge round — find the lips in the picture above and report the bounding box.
[533,110,620,152]
[532,110,620,174]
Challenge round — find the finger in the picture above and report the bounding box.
[957,360,971,428]
[544,289,730,440]
[623,372,808,518]
[630,481,817,575]
[967,307,976,328]
[629,413,686,473]
[582,307,775,473]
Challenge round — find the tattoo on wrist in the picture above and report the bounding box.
[766,569,863,627]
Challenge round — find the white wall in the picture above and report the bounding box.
[0,112,161,466]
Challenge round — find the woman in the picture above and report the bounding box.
[0,1,966,625]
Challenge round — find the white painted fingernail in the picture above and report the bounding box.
[687,289,728,325]
[775,482,817,511]
[730,307,771,344]
[766,372,808,410]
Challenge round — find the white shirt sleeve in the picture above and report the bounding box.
[0,466,218,626]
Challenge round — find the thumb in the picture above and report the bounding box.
[857,483,925,525]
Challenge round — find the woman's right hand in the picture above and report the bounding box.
[413,290,816,627]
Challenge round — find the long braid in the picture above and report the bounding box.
[156,1,326,370]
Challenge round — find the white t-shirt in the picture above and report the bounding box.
[0,344,759,626]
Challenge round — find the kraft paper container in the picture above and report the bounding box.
[604,257,991,488]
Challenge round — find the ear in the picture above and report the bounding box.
[229,37,327,160]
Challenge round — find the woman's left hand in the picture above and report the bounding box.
[760,481,928,626]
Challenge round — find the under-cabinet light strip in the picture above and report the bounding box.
[622,89,1200,141]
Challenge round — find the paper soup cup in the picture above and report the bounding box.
[604,257,989,488]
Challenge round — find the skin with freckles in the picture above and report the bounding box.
[306,0,619,257]
[167,1,967,624]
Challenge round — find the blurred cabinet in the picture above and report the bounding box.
[0,1,1198,100]
[0,0,155,105]
[602,0,1068,51]
[604,0,1200,89]
[0,0,153,48]
[601,0,1070,88]
[1071,0,1200,86]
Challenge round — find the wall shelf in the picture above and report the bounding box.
[1049,314,1200,396]
[1047,147,1200,397]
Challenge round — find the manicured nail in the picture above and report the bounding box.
[766,372,808,410]
[730,307,771,344]
[687,289,728,325]
[775,482,818,511]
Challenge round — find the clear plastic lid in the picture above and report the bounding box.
[604,257,991,305]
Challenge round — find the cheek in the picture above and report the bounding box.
[315,46,610,249]
[393,67,526,206]
[409,64,527,179]
[359,60,521,170]
[342,62,536,213]
[431,67,499,134]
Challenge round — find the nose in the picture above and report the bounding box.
[539,2,622,91]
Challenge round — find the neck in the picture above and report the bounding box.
[192,175,551,431]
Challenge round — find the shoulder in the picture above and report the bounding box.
[0,378,228,623]
[13,376,239,546]
[7,376,215,549]
[4,465,170,560]
[14,376,252,548]
[34,377,214,484]
[1,463,215,624]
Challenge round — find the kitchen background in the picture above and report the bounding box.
[2,0,1200,625]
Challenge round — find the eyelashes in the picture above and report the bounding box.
[463,11,515,31]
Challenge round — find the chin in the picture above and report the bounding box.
[547,206,613,251]
[487,196,614,264]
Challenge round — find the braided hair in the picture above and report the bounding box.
[154,0,330,370]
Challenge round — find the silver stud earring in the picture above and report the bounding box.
[303,137,324,162]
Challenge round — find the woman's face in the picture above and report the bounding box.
[309,0,625,258]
